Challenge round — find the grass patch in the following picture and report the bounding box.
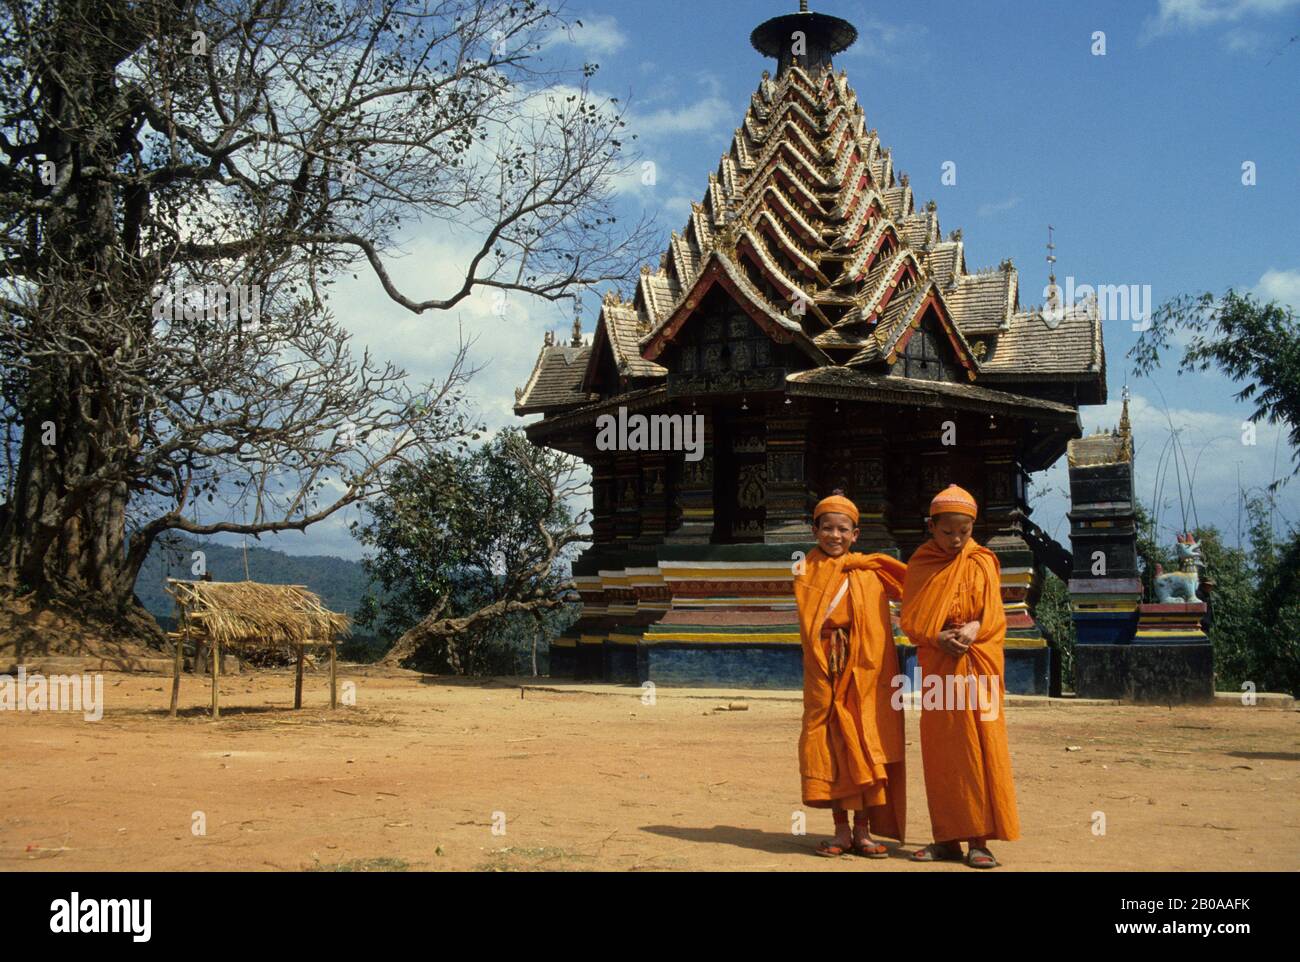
[308,856,410,872]
[474,845,593,872]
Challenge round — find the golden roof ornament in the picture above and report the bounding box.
[1119,384,1134,461]
[716,200,741,258]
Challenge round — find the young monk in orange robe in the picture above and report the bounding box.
[901,484,1020,868]
[794,490,908,858]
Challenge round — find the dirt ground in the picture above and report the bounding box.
[2,666,1297,872]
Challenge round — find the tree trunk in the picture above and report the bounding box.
[0,1,154,631]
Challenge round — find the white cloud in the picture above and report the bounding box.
[1255,268,1300,308]
[978,196,1021,218]
[1144,0,1300,48]
[1150,0,1300,31]
[841,16,930,67]
[1030,390,1298,546]
[1224,26,1270,51]
[630,97,733,138]
[239,222,582,559]
[546,13,627,56]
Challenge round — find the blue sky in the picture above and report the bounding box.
[230,0,1300,560]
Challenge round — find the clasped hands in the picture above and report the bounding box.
[936,620,979,658]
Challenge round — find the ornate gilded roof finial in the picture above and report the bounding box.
[570,302,583,347]
[751,2,858,77]
[544,330,555,347]
[1043,224,1062,322]
[716,199,741,258]
[1118,384,1134,461]
[1046,223,1058,293]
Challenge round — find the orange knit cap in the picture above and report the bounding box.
[929,484,978,519]
[813,492,859,526]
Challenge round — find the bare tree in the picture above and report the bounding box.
[0,0,650,636]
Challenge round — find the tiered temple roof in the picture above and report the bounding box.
[517,33,1104,419]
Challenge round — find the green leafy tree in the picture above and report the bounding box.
[1032,570,1075,691]
[1130,290,1299,488]
[352,428,585,673]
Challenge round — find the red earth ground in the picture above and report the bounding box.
[1,666,1296,871]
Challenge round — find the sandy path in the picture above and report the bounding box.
[2,668,1296,871]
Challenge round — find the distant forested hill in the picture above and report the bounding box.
[134,535,371,621]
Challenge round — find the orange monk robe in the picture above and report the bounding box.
[900,539,1020,843]
[793,547,908,841]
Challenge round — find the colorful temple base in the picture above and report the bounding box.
[639,542,803,688]
[553,541,1054,693]
[1074,644,1214,703]
[1133,602,1209,644]
[895,643,1051,697]
[1069,577,1142,645]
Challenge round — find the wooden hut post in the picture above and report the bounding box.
[211,636,220,719]
[169,605,187,718]
[329,642,338,710]
[294,643,305,709]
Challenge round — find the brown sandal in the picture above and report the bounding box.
[965,847,999,868]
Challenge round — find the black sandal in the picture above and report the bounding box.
[853,836,890,859]
[911,842,963,862]
[965,847,999,868]
[815,838,851,857]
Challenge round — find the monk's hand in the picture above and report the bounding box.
[957,620,980,647]
[937,628,967,657]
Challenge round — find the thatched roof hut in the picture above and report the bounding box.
[167,579,349,648]
[165,579,350,718]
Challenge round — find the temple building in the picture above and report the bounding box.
[514,2,1105,694]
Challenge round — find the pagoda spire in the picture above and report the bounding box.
[570,299,584,347]
[751,2,858,77]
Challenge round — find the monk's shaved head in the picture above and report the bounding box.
[927,512,974,556]
[814,511,858,558]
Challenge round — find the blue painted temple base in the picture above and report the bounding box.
[640,644,803,689]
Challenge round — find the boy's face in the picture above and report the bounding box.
[927,513,974,556]
[814,513,858,557]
